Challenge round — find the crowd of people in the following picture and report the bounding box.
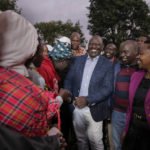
[0,10,150,150]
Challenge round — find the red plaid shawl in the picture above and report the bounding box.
[0,67,59,137]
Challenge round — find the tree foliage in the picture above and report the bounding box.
[88,0,150,47]
[0,0,21,13]
[35,20,86,46]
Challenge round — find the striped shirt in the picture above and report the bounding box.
[113,65,138,113]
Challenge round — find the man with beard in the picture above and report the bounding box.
[64,35,114,150]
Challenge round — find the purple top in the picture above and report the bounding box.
[124,70,150,133]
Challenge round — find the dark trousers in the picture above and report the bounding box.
[60,103,77,150]
[122,125,150,150]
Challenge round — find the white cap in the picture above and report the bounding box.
[58,36,71,44]
[46,44,53,52]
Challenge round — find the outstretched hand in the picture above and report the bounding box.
[58,88,72,103]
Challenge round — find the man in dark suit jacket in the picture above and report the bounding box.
[64,35,114,150]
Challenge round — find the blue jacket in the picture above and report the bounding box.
[108,61,121,111]
[64,55,114,122]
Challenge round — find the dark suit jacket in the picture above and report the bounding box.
[64,55,114,122]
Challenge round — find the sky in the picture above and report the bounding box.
[17,0,150,43]
[17,0,91,42]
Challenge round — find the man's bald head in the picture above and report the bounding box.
[119,40,138,65]
[120,40,138,53]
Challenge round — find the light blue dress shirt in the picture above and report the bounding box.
[79,55,99,97]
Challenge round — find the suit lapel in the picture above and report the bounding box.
[78,55,88,89]
[89,56,103,86]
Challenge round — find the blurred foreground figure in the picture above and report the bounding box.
[0,10,71,149]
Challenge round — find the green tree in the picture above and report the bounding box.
[35,20,86,46]
[88,0,150,48]
[0,0,21,13]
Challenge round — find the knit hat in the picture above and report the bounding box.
[0,10,38,76]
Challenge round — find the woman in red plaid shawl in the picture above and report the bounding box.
[0,10,71,140]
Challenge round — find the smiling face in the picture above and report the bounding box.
[87,36,103,59]
[136,43,150,70]
[105,44,116,59]
[119,41,138,65]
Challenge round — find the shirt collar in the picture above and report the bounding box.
[87,55,99,61]
[120,62,138,69]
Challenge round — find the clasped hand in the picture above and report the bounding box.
[74,96,88,108]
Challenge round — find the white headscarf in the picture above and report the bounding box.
[0,10,38,77]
